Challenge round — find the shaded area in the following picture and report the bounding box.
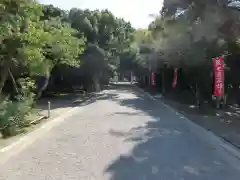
[0,90,106,148]
[143,86,240,149]
[36,87,112,112]
[0,87,119,150]
[105,85,240,180]
[36,83,134,114]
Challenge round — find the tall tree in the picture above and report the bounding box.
[0,0,44,95]
[34,5,85,98]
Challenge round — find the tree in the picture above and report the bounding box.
[34,5,85,98]
[0,0,45,95]
[68,8,135,91]
[80,44,107,91]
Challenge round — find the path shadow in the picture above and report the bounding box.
[104,86,240,180]
[36,90,119,112]
[145,87,240,149]
[36,92,85,111]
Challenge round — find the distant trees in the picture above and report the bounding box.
[68,8,134,90]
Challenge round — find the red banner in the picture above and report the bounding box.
[151,72,156,86]
[172,68,178,88]
[213,56,224,97]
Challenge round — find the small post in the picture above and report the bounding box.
[48,101,51,118]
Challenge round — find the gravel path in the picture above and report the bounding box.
[0,86,240,180]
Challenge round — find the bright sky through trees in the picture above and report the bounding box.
[39,0,163,28]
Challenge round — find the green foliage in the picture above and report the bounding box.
[0,96,34,138]
[0,77,36,137]
[41,4,67,21]
[133,0,240,72]
[18,77,36,98]
[42,19,85,70]
[69,8,134,57]
[68,8,135,90]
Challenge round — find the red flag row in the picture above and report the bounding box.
[150,56,224,98]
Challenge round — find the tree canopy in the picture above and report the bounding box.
[132,0,240,105]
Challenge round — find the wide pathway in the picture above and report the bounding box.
[0,85,240,180]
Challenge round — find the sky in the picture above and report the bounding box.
[38,0,163,28]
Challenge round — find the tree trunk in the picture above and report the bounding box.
[142,75,145,85]
[93,74,101,92]
[223,94,227,106]
[35,75,50,99]
[190,84,200,107]
[8,69,19,94]
[148,71,151,86]
[216,96,222,109]
[195,84,200,107]
[0,66,9,95]
[161,69,165,94]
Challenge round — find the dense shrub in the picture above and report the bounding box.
[0,78,35,138]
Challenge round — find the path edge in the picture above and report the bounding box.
[134,85,240,161]
[0,96,96,164]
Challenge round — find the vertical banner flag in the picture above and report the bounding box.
[151,72,156,86]
[172,68,178,88]
[212,56,224,97]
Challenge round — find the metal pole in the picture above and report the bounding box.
[48,101,51,118]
